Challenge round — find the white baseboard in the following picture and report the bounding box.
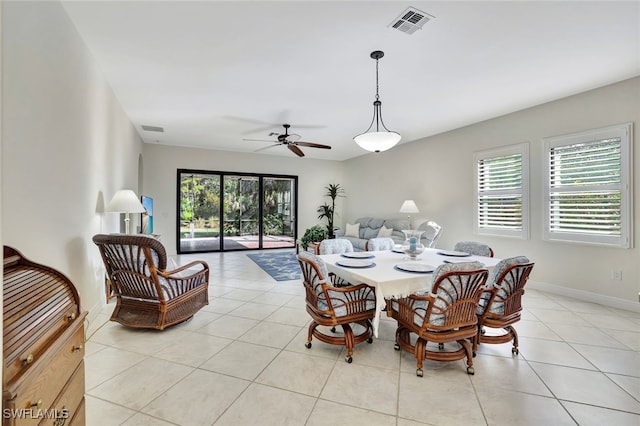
[85,300,104,333]
[528,280,640,314]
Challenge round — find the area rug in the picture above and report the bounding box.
[246,251,301,281]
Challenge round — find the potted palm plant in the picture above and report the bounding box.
[317,183,345,239]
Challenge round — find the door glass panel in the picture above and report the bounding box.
[263,177,296,248]
[179,172,221,252]
[223,175,259,250]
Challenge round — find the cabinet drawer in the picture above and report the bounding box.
[67,399,84,426]
[9,326,84,426]
[38,362,84,426]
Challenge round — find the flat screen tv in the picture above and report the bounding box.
[141,195,153,234]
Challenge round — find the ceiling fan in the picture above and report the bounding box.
[243,124,331,157]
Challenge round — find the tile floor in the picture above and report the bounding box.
[85,250,640,425]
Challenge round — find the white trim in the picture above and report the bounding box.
[528,280,640,314]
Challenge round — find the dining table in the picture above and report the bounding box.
[319,247,502,337]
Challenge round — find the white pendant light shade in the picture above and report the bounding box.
[354,130,401,153]
[354,50,401,153]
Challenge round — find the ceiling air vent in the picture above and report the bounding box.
[389,7,434,35]
[141,125,164,132]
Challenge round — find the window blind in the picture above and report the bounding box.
[477,153,523,230]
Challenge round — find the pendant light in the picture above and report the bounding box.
[354,50,401,153]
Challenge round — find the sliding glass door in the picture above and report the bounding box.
[178,169,297,253]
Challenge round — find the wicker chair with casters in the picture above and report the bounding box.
[366,237,395,251]
[318,238,354,255]
[475,256,534,355]
[417,221,442,248]
[93,234,209,330]
[453,241,494,257]
[387,262,488,377]
[297,251,376,363]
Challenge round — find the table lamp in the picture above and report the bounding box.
[107,189,145,234]
[399,199,419,229]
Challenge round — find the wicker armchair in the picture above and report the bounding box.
[318,238,354,255]
[366,237,395,251]
[297,251,376,363]
[387,262,488,376]
[93,234,209,330]
[453,241,494,257]
[475,256,534,355]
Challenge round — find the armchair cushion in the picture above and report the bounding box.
[345,222,360,237]
[377,225,394,238]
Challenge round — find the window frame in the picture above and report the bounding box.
[473,142,530,239]
[542,123,633,248]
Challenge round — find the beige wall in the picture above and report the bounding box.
[343,77,640,307]
[142,144,344,256]
[1,1,143,318]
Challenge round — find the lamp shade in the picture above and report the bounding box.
[107,190,145,214]
[354,131,402,153]
[399,200,419,214]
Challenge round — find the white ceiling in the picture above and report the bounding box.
[60,1,640,161]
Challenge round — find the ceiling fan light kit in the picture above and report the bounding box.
[354,50,401,153]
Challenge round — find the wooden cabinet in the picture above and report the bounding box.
[3,246,87,426]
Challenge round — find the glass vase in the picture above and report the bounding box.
[401,230,425,260]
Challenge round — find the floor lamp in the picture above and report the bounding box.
[107,189,145,234]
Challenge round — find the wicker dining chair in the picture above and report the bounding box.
[387,262,488,376]
[474,256,534,355]
[318,238,354,255]
[453,241,494,257]
[93,234,209,330]
[366,237,395,251]
[297,251,376,363]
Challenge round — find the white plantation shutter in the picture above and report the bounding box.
[544,123,632,247]
[474,144,529,238]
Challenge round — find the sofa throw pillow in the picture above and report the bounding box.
[377,225,394,238]
[345,222,360,238]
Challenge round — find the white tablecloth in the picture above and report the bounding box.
[320,248,501,336]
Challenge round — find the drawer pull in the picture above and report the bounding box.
[30,399,43,409]
[66,312,76,321]
[23,353,34,365]
[72,344,84,352]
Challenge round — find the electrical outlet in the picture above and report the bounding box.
[611,270,622,281]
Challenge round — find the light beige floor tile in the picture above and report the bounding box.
[85,346,147,390]
[84,341,108,357]
[153,332,232,367]
[85,395,136,426]
[218,288,263,302]
[264,306,310,327]
[550,323,630,348]
[284,327,343,360]
[213,383,316,425]
[199,341,281,380]
[121,413,176,426]
[169,310,221,331]
[256,350,335,396]
[237,321,301,348]
[511,319,563,341]
[477,388,575,425]
[322,362,399,415]
[88,358,194,410]
[306,399,396,426]
[606,373,640,400]
[398,370,484,424]
[199,315,259,339]
[530,362,640,414]
[517,337,596,369]
[571,343,640,376]
[227,301,280,320]
[255,291,294,306]
[87,313,111,337]
[397,419,432,426]
[202,297,246,314]
[142,369,249,425]
[90,323,188,356]
[562,401,640,426]
[470,354,553,396]
[527,308,591,326]
[576,312,640,332]
[604,329,640,351]
[350,338,401,370]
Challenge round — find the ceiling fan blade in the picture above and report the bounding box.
[254,143,281,153]
[288,144,305,157]
[295,141,332,149]
[243,138,277,143]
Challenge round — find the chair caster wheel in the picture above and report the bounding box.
[394,343,400,351]
[345,355,353,363]
[480,327,486,335]
[305,342,312,349]
[512,347,519,355]
[473,351,477,358]
[367,337,373,344]
[467,366,475,375]
[331,327,336,333]
[416,369,423,377]
[438,343,444,350]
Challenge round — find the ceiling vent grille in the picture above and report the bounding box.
[141,125,164,132]
[389,7,434,35]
